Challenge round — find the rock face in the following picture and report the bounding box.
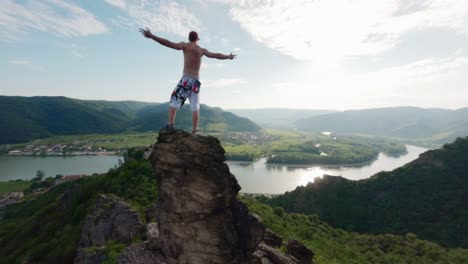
[0,191,24,208]
[149,130,264,263]
[118,129,313,264]
[75,194,145,264]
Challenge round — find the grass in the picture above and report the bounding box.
[0,180,31,195]
[5,132,157,151]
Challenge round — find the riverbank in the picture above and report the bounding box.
[228,154,381,168]
[2,151,119,157]
[265,156,379,168]
[0,155,122,181]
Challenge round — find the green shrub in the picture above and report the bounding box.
[273,207,285,217]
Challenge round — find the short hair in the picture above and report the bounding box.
[189,31,199,42]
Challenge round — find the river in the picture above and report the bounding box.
[228,145,428,194]
[0,155,122,181]
[0,145,427,194]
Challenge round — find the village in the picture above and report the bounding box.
[0,173,90,209]
[5,143,118,156]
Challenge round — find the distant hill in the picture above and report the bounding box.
[133,103,261,133]
[295,106,468,144]
[229,108,335,128]
[267,137,468,248]
[0,96,260,144]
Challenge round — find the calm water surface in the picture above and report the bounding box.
[0,155,122,180]
[0,145,427,194]
[229,145,427,194]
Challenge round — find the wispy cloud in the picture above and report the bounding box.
[71,50,83,58]
[225,0,468,62]
[9,59,43,70]
[201,62,225,69]
[9,59,32,65]
[361,53,468,88]
[105,0,203,37]
[0,0,108,41]
[56,42,85,58]
[267,52,468,109]
[104,0,127,9]
[203,78,245,88]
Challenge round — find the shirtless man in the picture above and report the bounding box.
[139,28,236,133]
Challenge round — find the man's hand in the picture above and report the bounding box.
[140,28,185,50]
[229,52,237,60]
[139,27,153,38]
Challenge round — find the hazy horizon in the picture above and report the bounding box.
[4,94,467,112]
[2,0,468,110]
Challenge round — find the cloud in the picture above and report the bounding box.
[0,0,108,40]
[225,0,468,61]
[9,59,32,65]
[202,78,245,88]
[268,52,468,109]
[9,59,43,70]
[104,0,127,9]
[71,50,83,58]
[56,42,85,58]
[360,53,468,89]
[200,62,225,69]
[220,37,229,47]
[106,0,203,37]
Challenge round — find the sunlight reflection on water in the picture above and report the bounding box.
[228,145,427,194]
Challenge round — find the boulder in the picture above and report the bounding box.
[75,194,145,264]
[285,240,314,264]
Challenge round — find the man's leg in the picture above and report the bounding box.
[192,111,199,133]
[189,89,200,133]
[168,106,177,127]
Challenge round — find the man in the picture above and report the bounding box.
[139,28,237,133]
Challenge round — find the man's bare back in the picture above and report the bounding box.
[139,28,236,132]
[183,42,203,79]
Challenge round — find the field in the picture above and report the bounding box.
[0,180,31,195]
[2,132,157,156]
[217,129,407,163]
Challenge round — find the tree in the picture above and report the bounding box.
[35,170,45,181]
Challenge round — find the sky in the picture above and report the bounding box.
[1,0,468,110]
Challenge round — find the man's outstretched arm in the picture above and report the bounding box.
[203,49,237,60]
[139,27,185,50]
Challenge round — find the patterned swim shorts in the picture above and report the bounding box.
[169,76,201,112]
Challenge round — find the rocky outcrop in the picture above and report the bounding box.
[285,240,315,264]
[119,130,313,264]
[75,194,145,264]
[0,191,24,208]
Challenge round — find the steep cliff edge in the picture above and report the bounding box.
[118,129,313,264]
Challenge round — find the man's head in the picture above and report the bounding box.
[189,31,199,42]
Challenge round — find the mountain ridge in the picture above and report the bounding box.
[0,96,260,144]
[295,106,468,144]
